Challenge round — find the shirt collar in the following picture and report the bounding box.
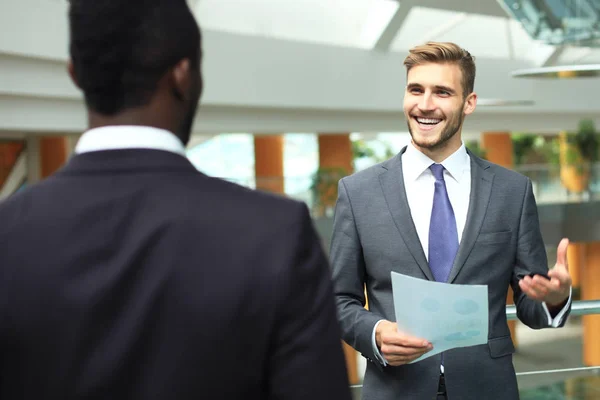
[75,125,186,156]
[403,142,470,183]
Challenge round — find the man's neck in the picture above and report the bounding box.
[412,140,462,163]
[87,110,175,134]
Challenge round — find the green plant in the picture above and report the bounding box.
[564,119,600,171]
[465,140,487,160]
[352,138,395,168]
[512,133,537,165]
[534,135,560,166]
[352,139,376,160]
[310,167,348,217]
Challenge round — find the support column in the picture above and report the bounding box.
[567,243,584,290]
[582,243,600,366]
[318,134,353,173]
[253,135,284,194]
[317,133,358,384]
[315,134,353,218]
[0,141,25,188]
[40,136,68,179]
[480,132,514,168]
[481,132,519,347]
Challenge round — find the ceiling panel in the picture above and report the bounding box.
[391,7,547,62]
[194,0,398,49]
[390,7,461,51]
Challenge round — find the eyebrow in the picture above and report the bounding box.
[406,83,456,94]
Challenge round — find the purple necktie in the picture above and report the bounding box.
[428,164,459,283]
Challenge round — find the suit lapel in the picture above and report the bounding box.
[447,154,494,283]
[379,148,433,280]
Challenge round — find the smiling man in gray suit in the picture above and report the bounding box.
[330,42,573,400]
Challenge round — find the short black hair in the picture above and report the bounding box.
[68,0,201,115]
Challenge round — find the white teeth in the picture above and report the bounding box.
[416,118,441,125]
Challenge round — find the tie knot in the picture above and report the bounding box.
[430,163,445,180]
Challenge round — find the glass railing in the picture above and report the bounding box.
[514,163,600,204]
[349,300,600,399]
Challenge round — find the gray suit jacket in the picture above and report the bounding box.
[330,147,570,400]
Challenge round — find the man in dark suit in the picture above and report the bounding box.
[330,42,573,400]
[0,1,352,399]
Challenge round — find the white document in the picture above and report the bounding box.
[391,271,489,363]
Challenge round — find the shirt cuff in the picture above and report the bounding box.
[542,287,572,327]
[372,320,388,366]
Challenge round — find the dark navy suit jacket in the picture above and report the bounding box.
[0,148,351,400]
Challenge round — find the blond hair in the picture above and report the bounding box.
[404,42,476,98]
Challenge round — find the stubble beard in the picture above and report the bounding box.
[407,108,464,152]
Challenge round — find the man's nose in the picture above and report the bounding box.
[418,93,435,111]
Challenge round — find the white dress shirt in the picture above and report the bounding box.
[75,125,186,155]
[371,142,571,368]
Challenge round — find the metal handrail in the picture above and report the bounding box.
[516,366,600,376]
[506,299,600,320]
[350,366,600,389]
[349,300,600,389]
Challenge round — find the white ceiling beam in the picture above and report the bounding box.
[506,19,515,60]
[373,1,416,52]
[377,0,507,52]
[413,0,508,18]
[418,12,468,43]
[539,45,565,67]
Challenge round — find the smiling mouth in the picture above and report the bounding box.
[414,117,442,126]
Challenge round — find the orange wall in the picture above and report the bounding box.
[481,132,513,169]
[0,142,25,186]
[40,137,68,178]
[583,243,600,366]
[254,135,284,194]
[318,134,353,173]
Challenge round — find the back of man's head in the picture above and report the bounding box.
[68,0,202,117]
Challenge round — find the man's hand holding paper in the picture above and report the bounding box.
[390,272,489,363]
[375,320,433,366]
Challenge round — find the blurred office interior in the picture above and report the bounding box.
[2,0,600,398]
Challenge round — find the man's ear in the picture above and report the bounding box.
[171,58,192,102]
[464,92,477,116]
[67,60,81,89]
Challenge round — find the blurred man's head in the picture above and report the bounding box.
[402,42,477,161]
[67,0,202,145]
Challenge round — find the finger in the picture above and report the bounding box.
[525,279,548,297]
[547,269,570,287]
[398,336,432,348]
[522,275,558,293]
[382,343,431,357]
[384,349,430,365]
[384,333,431,348]
[519,279,545,301]
[532,275,559,291]
[556,238,570,271]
